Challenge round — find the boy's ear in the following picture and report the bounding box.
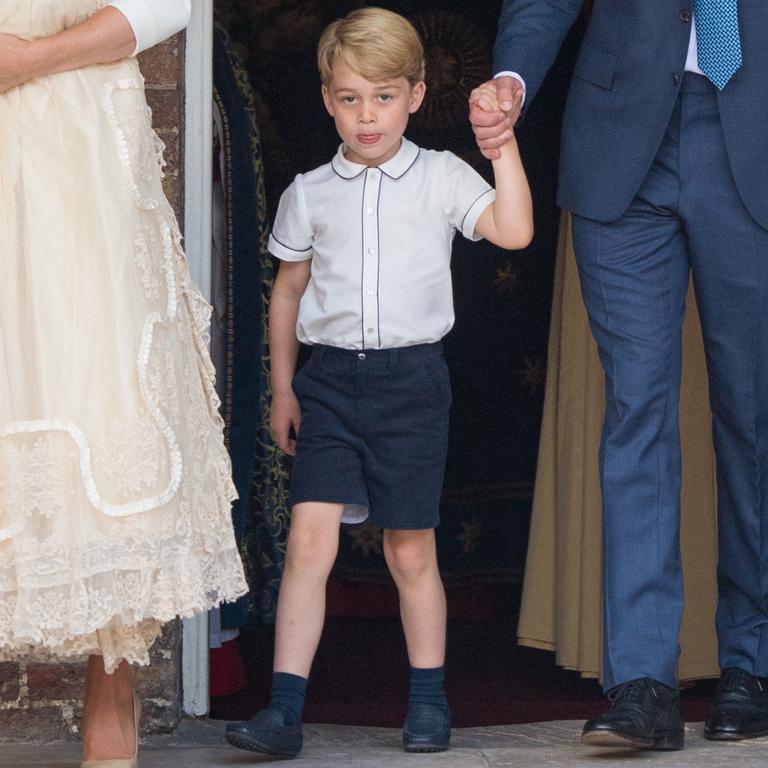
[321,84,335,117]
[408,81,427,114]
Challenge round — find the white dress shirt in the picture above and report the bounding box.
[498,16,705,104]
[268,138,496,351]
[108,0,191,55]
[685,16,705,76]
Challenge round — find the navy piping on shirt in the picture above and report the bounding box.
[270,232,312,254]
[376,175,383,349]
[360,172,367,349]
[380,148,422,180]
[459,188,495,236]
[333,164,367,181]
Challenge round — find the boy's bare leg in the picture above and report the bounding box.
[81,656,136,761]
[274,501,345,676]
[383,528,446,667]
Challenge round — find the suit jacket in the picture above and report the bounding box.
[494,1,768,226]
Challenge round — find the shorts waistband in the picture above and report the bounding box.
[308,342,443,370]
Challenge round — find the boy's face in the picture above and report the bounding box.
[322,64,426,166]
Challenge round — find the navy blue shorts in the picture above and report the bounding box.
[289,342,451,530]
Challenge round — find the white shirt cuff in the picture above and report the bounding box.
[268,234,313,262]
[462,189,496,241]
[108,0,192,56]
[494,71,527,108]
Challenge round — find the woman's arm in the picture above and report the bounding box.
[108,0,192,55]
[0,1,192,94]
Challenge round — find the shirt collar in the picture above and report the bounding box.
[331,137,420,180]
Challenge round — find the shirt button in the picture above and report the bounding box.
[367,247,375,254]
[672,72,680,86]
[358,352,366,360]
[366,288,374,295]
[369,174,378,182]
[367,208,374,215]
[367,328,374,335]
[680,8,691,22]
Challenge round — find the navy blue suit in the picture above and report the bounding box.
[495,1,768,690]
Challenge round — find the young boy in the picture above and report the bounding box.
[226,7,532,759]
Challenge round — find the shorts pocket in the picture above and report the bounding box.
[422,358,453,407]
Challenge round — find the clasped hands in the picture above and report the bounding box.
[469,76,524,160]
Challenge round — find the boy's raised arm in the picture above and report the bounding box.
[471,83,534,250]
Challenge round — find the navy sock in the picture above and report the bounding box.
[269,672,307,726]
[408,666,448,712]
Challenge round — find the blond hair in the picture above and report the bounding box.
[318,7,425,86]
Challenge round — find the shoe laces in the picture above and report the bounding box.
[721,667,765,694]
[609,678,656,705]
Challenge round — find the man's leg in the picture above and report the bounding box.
[572,112,691,692]
[679,74,768,740]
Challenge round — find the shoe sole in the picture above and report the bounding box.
[705,728,768,741]
[404,743,450,753]
[225,730,301,758]
[581,729,684,751]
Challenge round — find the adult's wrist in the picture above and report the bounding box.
[24,38,52,82]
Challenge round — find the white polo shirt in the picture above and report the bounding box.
[268,138,495,350]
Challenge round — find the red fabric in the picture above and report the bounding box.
[209,638,247,697]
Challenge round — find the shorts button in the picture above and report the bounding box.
[358,352,366,360]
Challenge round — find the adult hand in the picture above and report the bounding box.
[469,76,523,160]
[0,34,34,94]
[270,390,301,457]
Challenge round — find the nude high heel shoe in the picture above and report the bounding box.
[81,692,141,768]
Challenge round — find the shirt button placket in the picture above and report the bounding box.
[361,168,381,348]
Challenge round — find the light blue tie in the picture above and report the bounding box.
[692,0,743,90]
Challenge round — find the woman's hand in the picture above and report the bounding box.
[0,34,36,94]
[270,389,302,457]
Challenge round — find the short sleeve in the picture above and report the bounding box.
[268,175,314,262]
[108,0,192,56]
[442,152,496,242]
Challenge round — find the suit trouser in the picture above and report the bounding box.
[572,73,768,691]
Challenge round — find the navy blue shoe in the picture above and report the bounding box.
[225,708,303,758]
[402,703,451,753]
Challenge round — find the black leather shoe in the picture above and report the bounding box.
[581,678,684,750]
[225,708,303,758]
[402,703,451,752]
[705,667,768,741]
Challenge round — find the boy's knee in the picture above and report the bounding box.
[286,527,338,574]
[383,531,436,581]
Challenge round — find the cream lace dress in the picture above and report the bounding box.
[0,0,247,671]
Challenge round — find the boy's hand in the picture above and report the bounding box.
[469,76,522,160]
[270,389,301,456]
